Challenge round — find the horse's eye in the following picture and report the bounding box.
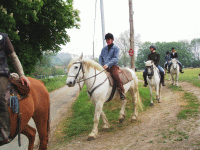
[75,66,78,69]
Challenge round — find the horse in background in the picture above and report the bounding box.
[145,60,161,106]
[169,58,179,86]
[0,77,50,150]
[66,54,143,141]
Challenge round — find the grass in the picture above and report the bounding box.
[40,75,67,92]
[55,81,155,142]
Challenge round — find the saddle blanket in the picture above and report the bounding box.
[105,68,133,86]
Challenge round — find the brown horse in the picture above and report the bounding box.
[7,77,50,150]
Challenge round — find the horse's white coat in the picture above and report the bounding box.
[170,58,179,86]
[145,60,161,105]
[66,54,143,140]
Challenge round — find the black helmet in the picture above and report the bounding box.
[150,45,156,50]
[105,33,114,40]
[166,51,169,54]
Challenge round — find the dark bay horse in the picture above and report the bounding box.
[4,77,50,150]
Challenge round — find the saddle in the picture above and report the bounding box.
[105,68,133,102]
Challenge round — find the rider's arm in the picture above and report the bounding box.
[99,48,104,66]
[155,54,160,66]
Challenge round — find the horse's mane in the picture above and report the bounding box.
[67,57,104,72]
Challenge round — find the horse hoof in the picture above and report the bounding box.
[150,103,153,106]
[119,118,125,123]
[87,137,95,141]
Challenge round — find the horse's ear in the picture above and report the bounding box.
[79,53,83,60]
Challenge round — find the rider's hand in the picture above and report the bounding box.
[103,65,108,69]
[20,76,30,87]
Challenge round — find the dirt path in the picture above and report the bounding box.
[50,81,200,150]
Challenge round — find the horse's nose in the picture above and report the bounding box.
[66,80,76,87]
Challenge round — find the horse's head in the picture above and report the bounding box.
[171,58,178,70]
[145,60,154,79]
[66,53,84,87]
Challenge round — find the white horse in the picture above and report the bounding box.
[145,60,161,106]
[66,54,143,141]
[169,58,179,86]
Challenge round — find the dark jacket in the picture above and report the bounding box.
[170,51,178,59]
[164,55,171,61]
[148,52,160,66]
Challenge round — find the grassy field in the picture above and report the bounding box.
[41,75,67,92]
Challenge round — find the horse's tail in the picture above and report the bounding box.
[136,86,143,111]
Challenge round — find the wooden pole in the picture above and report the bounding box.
[129,0,135,68]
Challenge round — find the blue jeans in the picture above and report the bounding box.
[168,60,182,68]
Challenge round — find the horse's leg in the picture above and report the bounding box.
[100,110,110,130]
[21,125,36,150]
[171,74,174,85]
[156,84,160,102]
[88,101,104,141]
[149,86,153,106]
[119,99,127,123]
[32,106,49,150]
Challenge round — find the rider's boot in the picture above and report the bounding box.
[167,64,171,73]
[143,75,148,87]
[161,78,165,86]
[118,88,126,100]
[178,64,184,73]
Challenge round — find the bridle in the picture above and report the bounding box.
[67,61,108,95]
[146,65,154,79]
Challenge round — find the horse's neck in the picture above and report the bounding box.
[153,66,159,78]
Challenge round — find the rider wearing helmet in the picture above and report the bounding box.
[99,33,126,100]
[164,51,171,70]
[167,48,184,73]
[143,45,165,87]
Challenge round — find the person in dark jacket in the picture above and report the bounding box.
[99,33,125,100]
[143,45,165,87]
[164,51,171,69]
[0,32,30,143]
[167,48,184,73]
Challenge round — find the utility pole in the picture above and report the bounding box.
[100,0,106,47]
[129,0,135,68]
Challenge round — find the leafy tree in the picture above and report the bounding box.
[136,41,195,70]
[0,0,80,74]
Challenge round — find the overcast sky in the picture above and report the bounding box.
[60,0,200,57]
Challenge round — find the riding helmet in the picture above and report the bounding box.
[105,33,114,40]
[149,45,156,50]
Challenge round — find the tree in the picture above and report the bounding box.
[115,30,141,67]
[0,0,80,74]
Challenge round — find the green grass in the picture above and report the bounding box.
[40,75,67,92]
[167,85,200,119]
[57,82,154,141]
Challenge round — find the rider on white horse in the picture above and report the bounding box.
[143,45,165,87]
[164,51,171,70]
[167,48,184,73]
[99,33,126,100]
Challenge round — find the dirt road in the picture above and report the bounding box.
[51,81,200,150]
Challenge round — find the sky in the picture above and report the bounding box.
[60,0,200,57]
